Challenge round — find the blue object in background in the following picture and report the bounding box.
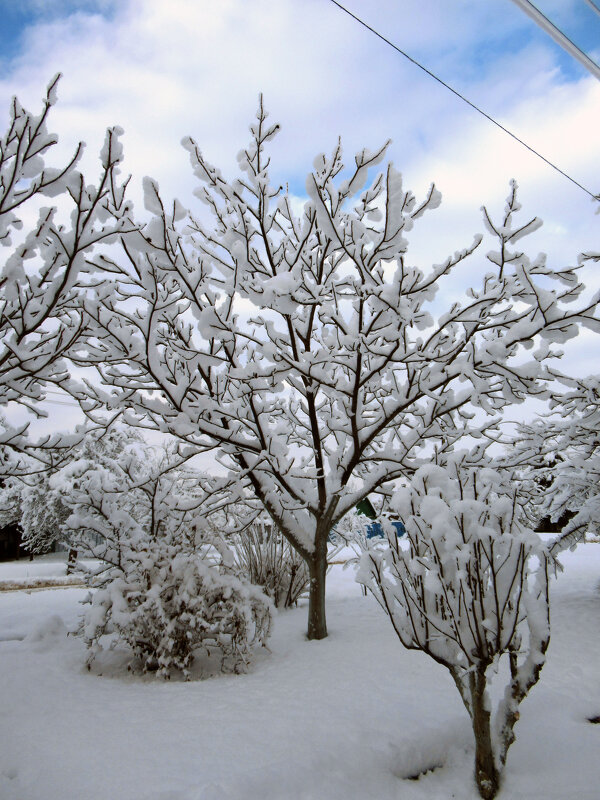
[366,520,406,539]
[355,497,405,539]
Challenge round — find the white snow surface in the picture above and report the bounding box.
[0,554,97,583]
[1,546,599,800]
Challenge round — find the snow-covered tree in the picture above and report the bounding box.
[0,471,22,531]
[17,471,70,555]
[69,101,598,638]
[0,425,145,558]
[0,76,133,472]
[62,439,272,678]
[0,442,78,559]
[358,459,551,800]
[510,373,600,552]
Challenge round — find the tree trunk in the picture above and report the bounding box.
[471,669,500,800]
[307,550,327,640]
[66,548,78,575]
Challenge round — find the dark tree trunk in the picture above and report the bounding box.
[66,548,78,575]
[471,669,500,800]
[307,549,327,640]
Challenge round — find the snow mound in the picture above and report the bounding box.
[24,614,67,649]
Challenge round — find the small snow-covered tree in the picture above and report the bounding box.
[62,439,272,678]
[0,76,132,472]
[358,459,550,800]
[69,100,598,639]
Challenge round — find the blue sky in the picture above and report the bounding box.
[2,0,598,79]
[0,1,117,64]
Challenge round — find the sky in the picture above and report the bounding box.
[1,0,599,439]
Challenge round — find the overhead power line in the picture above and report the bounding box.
[40,399,80,407]
[583,0,600,18]
[23,389,81,408]
[328,0,599,203]
[509,0,600,81]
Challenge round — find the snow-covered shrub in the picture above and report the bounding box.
[232,521,309,608]
[358,460,551,800]
[82,542,273,679]
[63,442,273,678]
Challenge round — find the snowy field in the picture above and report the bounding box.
[1,545,599,800]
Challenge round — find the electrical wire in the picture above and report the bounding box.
[583,0,600,17]
[328,0,599,202]
[509,0,600,80]
[22,390,81,408]
[39,399,80,407]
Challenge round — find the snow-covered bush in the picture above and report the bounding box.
[82,542,273,679]
[232,521,309,608]
[64,442,273,678]
[358,460,551,800]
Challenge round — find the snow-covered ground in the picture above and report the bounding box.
[0,554,97,590]
[1,546,599,800]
